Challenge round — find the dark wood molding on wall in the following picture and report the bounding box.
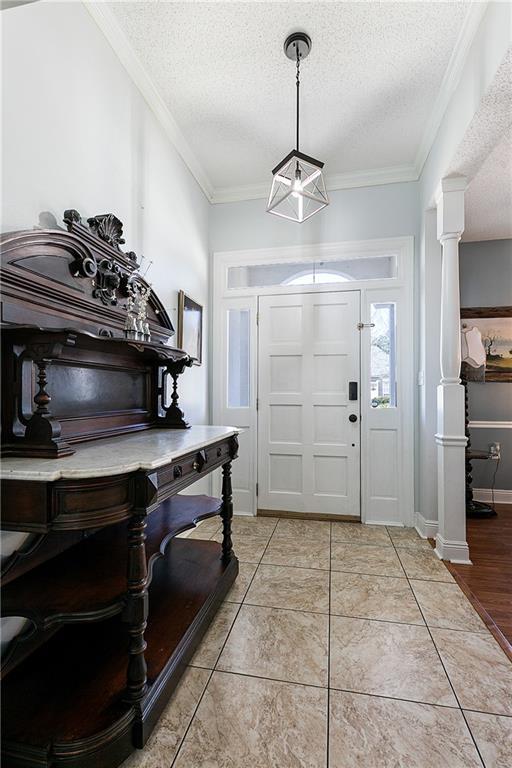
[461,305,512,318]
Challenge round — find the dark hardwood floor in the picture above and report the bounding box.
[446,503,512,659]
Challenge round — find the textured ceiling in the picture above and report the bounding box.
[450,49,512,183]
[464,128,512,242]
[448,49,512,243]
[108,1,471,196]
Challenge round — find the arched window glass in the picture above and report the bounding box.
[284,270,349,286]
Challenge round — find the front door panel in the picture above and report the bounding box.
[258,291,360,518]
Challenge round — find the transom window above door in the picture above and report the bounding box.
[227,254,397,289]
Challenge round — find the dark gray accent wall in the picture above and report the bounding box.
[460,239,512,490]
[460,239,512,306]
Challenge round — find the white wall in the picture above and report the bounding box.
[211,182,419,252]
[0,1,211,646]
[1,0,210,426]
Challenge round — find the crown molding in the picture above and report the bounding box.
[212,164,418,204]
[84,0,487,206]
[83,2,215,202]
[414,1,489,177]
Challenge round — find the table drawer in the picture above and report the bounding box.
[156,438,233,501]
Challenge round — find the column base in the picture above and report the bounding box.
[434,533,471,564]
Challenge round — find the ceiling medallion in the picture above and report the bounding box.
[267,32,329,223]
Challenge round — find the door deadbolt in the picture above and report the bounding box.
[349,414,358,423]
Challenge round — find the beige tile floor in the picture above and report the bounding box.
[125,517,512,768]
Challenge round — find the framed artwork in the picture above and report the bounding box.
[178,290,203,365]
[461,306,512,382]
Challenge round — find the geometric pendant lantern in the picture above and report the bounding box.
[267,32,329,223]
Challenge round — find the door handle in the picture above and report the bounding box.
[349,414,358,423]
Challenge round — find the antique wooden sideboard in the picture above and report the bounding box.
[0,211,239,767]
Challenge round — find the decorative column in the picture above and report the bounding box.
[434,177,471,563]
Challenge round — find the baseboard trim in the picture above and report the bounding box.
[415,513,438,540]
[473,488,512,504]
[257,509,360,522]
[365,520,413,527]
[434,534,471,564]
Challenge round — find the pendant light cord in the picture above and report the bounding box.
[296,47,300,152]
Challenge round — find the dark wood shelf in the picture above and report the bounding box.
[2,326,190,363]
[2,495,221,631]
[2,538,238,768]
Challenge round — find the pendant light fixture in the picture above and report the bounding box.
[267,32,329,223]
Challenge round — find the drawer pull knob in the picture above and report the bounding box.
[193,450,207,472]
[173,465,183,479]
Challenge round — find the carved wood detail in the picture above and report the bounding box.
[1,210,173,343]
[22,353,74,458]
[156,357,194,429]
[86,213,126,249]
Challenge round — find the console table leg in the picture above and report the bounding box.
[221,461,233,562]
[125,513,148,704]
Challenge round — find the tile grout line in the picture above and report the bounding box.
[387,530,487,768]
[170,526,267,767]
[169,667,215,767]
[239,600,329,616]
[181,665,491,711]
[170,599,246,767]
[190,667,329,691]
[235,558,456,582]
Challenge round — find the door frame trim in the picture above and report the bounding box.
[212,236,415,525]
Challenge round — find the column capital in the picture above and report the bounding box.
[439,232,462,245]
[436,176,467,241]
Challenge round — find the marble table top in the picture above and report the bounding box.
[0,426,239,482]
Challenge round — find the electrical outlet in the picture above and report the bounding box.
[488,442,501,460]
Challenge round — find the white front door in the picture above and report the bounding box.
[257,291,361,518]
